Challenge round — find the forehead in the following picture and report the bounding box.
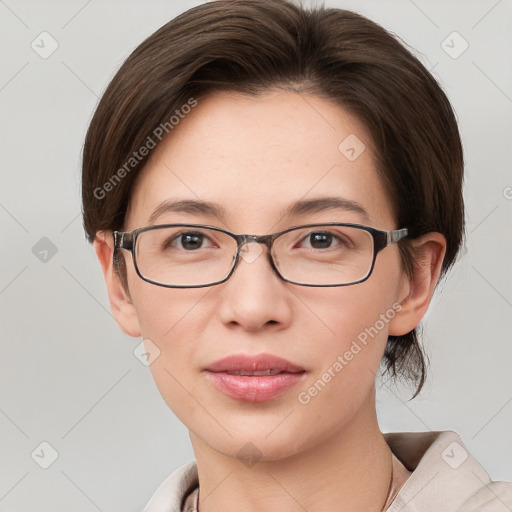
[125,90,395,231]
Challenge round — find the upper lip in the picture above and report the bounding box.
[204,353,305,374]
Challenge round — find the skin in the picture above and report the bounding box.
[94,90,446,512]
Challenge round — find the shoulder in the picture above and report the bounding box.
[385,430,512,512]
[460,480,512,512]
[143,461,198,512]
[142,431,512,512]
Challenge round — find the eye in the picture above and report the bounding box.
[168,231,214,251]
[299,231,348,250]
[304,232,333,249]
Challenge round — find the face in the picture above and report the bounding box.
[118,90,410,461]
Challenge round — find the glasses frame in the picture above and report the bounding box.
[112,223,408,288]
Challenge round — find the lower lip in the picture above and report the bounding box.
[205,371,306,402]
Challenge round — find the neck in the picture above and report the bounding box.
[190,388,394,512]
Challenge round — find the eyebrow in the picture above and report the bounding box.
[147,196,369,225]
[147,199,227,225]
[281,196,370,221]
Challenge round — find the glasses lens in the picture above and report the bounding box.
[272,225,374,285]
[135,226,237,286]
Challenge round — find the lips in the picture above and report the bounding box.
[205,353,305,374]
[224,368,283,376]
[204,353,306,402]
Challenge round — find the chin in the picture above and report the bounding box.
[190,404,331,463]
[205,430,307,463]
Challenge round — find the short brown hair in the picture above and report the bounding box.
[81,0,464,397]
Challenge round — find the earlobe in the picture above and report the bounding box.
[388,232,447,336]
[93,231,141,338]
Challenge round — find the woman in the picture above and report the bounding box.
[81,1,511,510]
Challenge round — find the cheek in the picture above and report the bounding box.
[309,270,401,356]
[130,283,213,411]
[129,273,210,339]
[297,265,403,397]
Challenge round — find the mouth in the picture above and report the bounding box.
[223,369,287,376]
[204,353,306,402]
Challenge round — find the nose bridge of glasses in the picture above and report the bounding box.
[237,233,273,246]
[235,234,273,264]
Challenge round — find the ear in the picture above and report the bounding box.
[93,230,141,338]
[388,232,447,336]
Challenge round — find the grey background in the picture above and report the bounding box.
[1,0,511,510]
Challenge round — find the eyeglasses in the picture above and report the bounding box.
[112,223,408,288]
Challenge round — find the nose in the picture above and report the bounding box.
[216,241,293,332]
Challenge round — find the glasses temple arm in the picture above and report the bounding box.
[387,228,408,244]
